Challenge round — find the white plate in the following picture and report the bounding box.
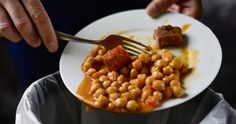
[59,9,222,111]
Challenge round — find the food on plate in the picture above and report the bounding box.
[77,29,190,113]
[102,45,131,71]
[153,25,184,48]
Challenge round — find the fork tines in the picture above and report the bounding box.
[119,36,151,56]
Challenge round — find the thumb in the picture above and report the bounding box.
[146,0,177,18]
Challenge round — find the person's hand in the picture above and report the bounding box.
[0,0,58,52]
[146,0,203,18]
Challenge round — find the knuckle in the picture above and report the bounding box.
[0,22,10,34]
[31,8,48,25]
[15,17,29,30]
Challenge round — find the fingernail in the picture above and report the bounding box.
[48,41,58,52]
[32,39,41,48]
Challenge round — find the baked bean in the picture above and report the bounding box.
[107,71,118,81]
[109,93,121,101]
[153,91,163,101]
[142,85,152,91]
[137,74,147,83]
[117,75,126,83]
[119,67,129,76]
[121,92,132,100]
[128,84,135,91]
[163,66,173,76]
[83,62,91,72]
[173,86,184,97]
[150,66,159,74]
[155,59,167,69]
[102,80,111,89]
[91,79,102,85]
[164,87,173,98]
[111,81,120,88]
[130,68,138,78]
[95,55,103,62]
[134,78,145,88]
[99,68,109,75]
[145,76,155,85]
[169,74,179,81]
[94,88,105,98]
[86,56,94,63]
[88,52,97,57]
[141,89,152,101]
[122,82,130,88]
[95,95,108,107]
[127,100,139,111]
[130,87,141,99]
[152,80,165,91]
[162,76,171,85]
[108,102,115,109]
[89,83,101,94]
[106,86,118,94]
[99,75,108,82]
[169,58,182,70]
[151,54,161,62]
[139,53,150,63]
[169,80,181,88]
[114,97,128,108]
[132,59,142,70]
[86,68,96,76]
[92,72,102,79]
[129,79,137,85]
[152,71,163,79]
[119,86,127,93]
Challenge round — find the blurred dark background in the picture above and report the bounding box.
[0,0,236,123]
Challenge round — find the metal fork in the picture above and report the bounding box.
[56,31,151,55]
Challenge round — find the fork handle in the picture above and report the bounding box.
[55,31,97,44]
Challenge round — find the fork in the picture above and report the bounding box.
[56,31,151,55]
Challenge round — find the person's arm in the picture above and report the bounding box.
[146,0,203,19]
[0,0,58,52]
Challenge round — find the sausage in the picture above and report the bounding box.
[102,45,131,71]
[153,25,184,48]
